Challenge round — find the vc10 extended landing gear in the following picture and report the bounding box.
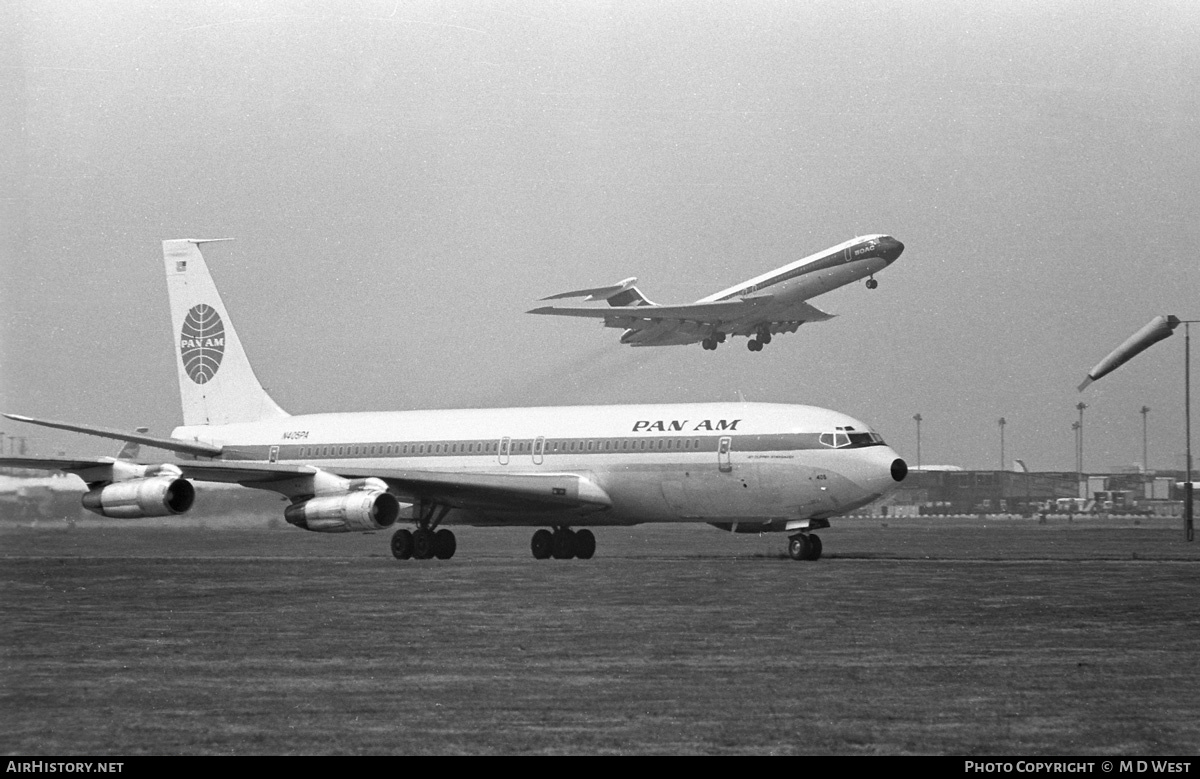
[747,327,772,352]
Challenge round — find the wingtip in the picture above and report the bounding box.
[1077,377,1093,392]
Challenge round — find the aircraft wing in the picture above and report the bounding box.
[756,300,835,324]
[529,295,835,347]
[169,461,612,512]
[355,468,612,512]
[3,413,223,457]
[527,294,777,326]
[0,455,312,485]
[0,456,116,477]
[0,456,610,513]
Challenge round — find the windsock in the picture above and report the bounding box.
[1078,315,1180,391]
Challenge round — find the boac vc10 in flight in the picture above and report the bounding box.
[1,239,907,563]
[529,234,904,351]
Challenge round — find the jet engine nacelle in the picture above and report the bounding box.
[284,489,401,533]
[82,476,197,518]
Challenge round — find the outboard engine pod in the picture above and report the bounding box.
[82,476,196,518]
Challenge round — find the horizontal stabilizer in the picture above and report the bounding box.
[3,413,224,458]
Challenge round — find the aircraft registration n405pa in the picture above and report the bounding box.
[1,239,907,562]
[528,234,904,351]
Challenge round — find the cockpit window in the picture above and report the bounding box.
[819,427,886,449]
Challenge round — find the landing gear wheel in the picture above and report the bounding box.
[531,529,553,560]
[552,528,578,559]
[391,528,414,560]
[702,338,717,350]
[433,528,457,560]
[413,528,435,560]
[574,529,596,560]
[866,278,878,289]
[748,339,763,352]
[787,534,822,561]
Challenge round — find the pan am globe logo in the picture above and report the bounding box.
[180,304,226,384]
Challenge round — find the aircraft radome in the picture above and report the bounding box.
[528,234,904,351]
[1,239,907,562]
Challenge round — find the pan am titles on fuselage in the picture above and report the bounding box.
[528,234,904,351]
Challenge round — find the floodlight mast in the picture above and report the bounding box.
[1078,316,1194,542]
[1187,322,1193,542]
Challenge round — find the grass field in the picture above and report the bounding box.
[3,518,1199,755]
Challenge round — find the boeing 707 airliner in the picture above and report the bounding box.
[1,240,907,562]
[529,234,904,350]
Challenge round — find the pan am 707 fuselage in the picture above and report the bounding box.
[2,239,907,563]
[529,234,904,351]
[170,402,906,530]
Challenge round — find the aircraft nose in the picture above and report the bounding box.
[849,447,909,497]
[878,236,904,263]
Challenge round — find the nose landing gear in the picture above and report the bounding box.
[865,277,878,289]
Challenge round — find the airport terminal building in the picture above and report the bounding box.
[866,467,1196,517]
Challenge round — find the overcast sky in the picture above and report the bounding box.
[3,1,1199,472]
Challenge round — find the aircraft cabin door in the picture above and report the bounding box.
[533,436,545,465]
[717,436,732,472]
[498,436,511,465]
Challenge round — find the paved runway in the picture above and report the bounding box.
[3,520,1199,754]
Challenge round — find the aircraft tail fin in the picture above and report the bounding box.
[540,277,657,307]
[162,240,290,427]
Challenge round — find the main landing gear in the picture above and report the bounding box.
[747,327,772,352]
[531,527,596,560]
[392,502,456,560]
[787,533,823,561]
[701,333,727,351]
